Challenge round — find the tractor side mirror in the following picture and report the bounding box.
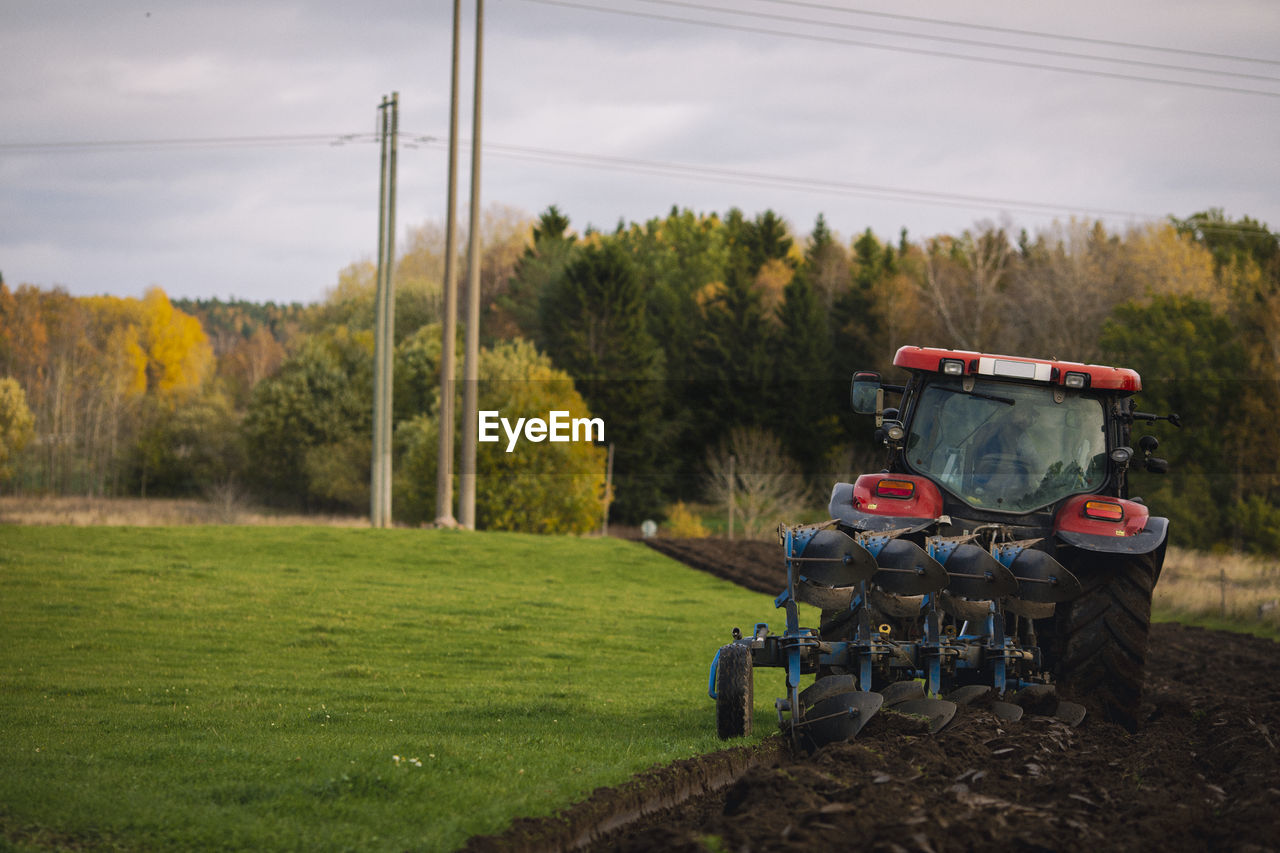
[851,371,882,416]
[1138,435,1168,473]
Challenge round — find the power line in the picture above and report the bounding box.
[516,0,1280,99]
[432,137,1156,221]
[764,0,1280,68]
[624,0,1280,84]
[5,130,1272,235]
[0,133,379,153]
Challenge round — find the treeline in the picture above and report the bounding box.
[1,206,1277,550]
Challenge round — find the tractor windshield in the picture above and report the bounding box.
[903,377,1108,513]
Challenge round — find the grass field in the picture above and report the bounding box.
[1153,546,1280,640]
[0,526,777,852]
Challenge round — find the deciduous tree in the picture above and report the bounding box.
[0,377,35,484]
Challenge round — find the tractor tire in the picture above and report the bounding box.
[1043,546,1164,732]
[715,643,753,739]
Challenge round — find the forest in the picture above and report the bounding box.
[1,205,1277,551]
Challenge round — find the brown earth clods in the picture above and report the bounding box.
[467,539,1280,853]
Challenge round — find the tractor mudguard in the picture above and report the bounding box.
[1053,495,1168,556]
[828,479,939,535]
[1056,516,1169,555]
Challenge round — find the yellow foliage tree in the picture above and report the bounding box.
[395,338,607,533]
[753,257,793,324]
[82,289,213,401]
[140,287,213,397]
[0,377,35,483]
[1123,223,1222,308]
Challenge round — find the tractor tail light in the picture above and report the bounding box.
[874,479,916,499]
[1083,500,1124,522]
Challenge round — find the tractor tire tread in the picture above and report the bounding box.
[716,643,753,739]
[1049,547,1163,732]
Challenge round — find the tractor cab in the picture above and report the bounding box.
[838,346,1175,540]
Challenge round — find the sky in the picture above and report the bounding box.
[3,0,1278,305]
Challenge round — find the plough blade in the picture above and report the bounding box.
[1054,701,1088,727]
[794,527,879,587]
[880,681,957,733]
[794,579,854,610]
[868,538,949,596]
[937,591,994,624]
[994,543,1082,603]
[1011,683,1059,716]
[892,698,958,733]
[931,539,1019,599]
[803,690,884,745]
[799,673,859,707]
[879,679,925,706]
[991,701,1024,722]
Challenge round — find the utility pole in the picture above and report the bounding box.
[435,0,462,528]
[371,92,398,529]
[727,454,736,542]
[459,0,484,529]
[600,443,615,536]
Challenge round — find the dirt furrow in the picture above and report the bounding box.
[466,540,1280,852]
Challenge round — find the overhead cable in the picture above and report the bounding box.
[517,0,1280,99]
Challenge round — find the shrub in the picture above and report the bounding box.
[397,339,607,534]
[664,501,709,538]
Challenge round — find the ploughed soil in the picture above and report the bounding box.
[466,538,1280,853]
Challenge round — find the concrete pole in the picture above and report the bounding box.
[459,0,483,530]
[381,92,398,526]
[371,95,390,529]
[371,93,398,529]
[434,0,462,528]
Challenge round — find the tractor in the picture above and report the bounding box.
[710,345,1178,748]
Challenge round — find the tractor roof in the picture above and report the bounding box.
[894,346,1142,392]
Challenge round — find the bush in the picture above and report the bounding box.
[397,339,607,534]
[664,501,709,538]
[1235,494,1280,556]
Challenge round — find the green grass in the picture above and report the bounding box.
[1152,608,1280,641]
[0,527,780,851]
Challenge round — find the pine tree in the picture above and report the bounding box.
[501,205,577,346]
[538,241,669,520]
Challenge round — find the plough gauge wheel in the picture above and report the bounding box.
[715,643,753,739]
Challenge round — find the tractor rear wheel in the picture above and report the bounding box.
[715,643,753,739]
[1044,547,1163,731]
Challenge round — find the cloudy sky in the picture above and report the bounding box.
[3,0,1278,305]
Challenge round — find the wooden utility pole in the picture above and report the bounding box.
[727,454,736,542]
[371,92,398,529]
[601,443,615,536]
[435,0,462,528]
[459,0,484,529]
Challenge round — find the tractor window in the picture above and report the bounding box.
[904,377,1107,513]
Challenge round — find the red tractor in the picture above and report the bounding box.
[712,346,1177,746]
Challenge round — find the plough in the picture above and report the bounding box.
[710,521,1086,748]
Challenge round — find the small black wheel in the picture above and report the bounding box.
[715,643,753,739]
